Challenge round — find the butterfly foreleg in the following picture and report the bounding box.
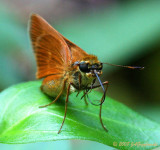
[86,81,109,90]
[83,90,88,105]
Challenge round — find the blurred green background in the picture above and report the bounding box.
[0,0,160,149]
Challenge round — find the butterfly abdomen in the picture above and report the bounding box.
[41,75,67,97]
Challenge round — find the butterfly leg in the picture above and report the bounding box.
[81,81,108,104]
[83,90,88,105]
[86,81,109,90]
[100,104,108,132]
[99,82,109,132]
[78,72,82,90]
[39,79,66,108]
[58,83,71,134]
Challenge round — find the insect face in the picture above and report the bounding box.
[79,61,103,77]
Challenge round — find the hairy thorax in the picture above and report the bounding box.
[69,70,96,93]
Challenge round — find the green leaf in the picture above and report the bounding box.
[0,81,159,150]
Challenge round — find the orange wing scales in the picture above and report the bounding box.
[35,35,67,78]
[30,14,71,79]
[62,37,89,62]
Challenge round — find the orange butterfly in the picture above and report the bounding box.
[29,14,143,134]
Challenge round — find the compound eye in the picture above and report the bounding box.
[79,62,90,73]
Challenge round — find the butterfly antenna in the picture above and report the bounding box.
[103,62,144,70]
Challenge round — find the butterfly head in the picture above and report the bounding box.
[74,55,103,78]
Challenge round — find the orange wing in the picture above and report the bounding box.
[29,14,71,79]
[31,14,89,62]
[60,35,89,62]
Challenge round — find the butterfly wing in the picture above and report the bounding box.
[30,14,71,79]
[31,14,89,63]
[60,36,89,62]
